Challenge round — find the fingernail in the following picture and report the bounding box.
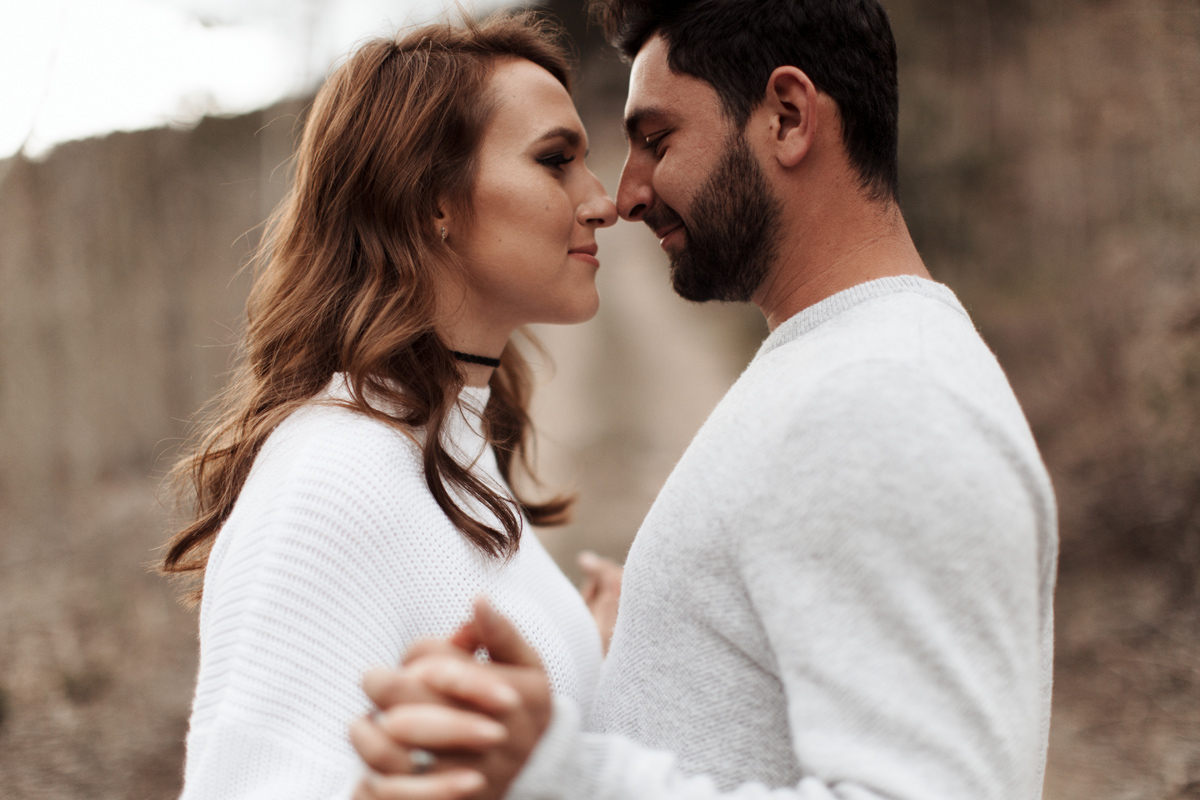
[578,551,599,566]
[370,710,386,727]
[476,719,507,741]
[432,661,464,689]
[454,771,486,792]
[492,683,520,708]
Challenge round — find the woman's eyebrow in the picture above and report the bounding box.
[534,126,583,149]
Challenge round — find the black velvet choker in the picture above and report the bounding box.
[451,350,501,369]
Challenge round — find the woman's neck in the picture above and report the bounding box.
[437,287,512,387]
[458,361,495,388]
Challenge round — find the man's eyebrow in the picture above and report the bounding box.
[623,107,667,142]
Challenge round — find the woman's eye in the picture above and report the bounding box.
[537,152,576,170]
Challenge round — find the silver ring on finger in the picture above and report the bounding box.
[409,747,436,775]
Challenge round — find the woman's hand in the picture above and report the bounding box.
[578,551,623,654]
[351,599,552,800]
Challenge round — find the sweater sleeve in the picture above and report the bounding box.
[508,362,1053,800]
[181,412,486,800]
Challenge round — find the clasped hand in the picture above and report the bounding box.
[351,553,622,800]
[350,597,551,800]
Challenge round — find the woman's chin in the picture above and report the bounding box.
[535,295,600,327]
[568,291,602,324]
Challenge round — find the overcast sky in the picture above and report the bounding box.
[0,0,504,159]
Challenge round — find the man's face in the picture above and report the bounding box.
[618,34,782,302]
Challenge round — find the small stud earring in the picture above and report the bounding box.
[440,226,448,242]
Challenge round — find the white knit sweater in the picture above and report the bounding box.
[180,378,602,800]
[511,277,1058,800]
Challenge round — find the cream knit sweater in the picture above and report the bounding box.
[511,277,1058,800]
[180,379,602,800]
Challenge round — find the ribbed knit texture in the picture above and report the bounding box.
[510,277,1058,800]
[180,378,602,800]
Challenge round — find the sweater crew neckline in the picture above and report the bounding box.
[756,276,968,360]
[321,374,491,447]
[323,373,490,408]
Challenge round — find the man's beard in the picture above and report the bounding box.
[644,133,783,303]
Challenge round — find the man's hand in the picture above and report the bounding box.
[351,598,553,800]
[578,551,623,654]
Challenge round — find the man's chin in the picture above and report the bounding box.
[669,251,764,304]
[668,260,706,302]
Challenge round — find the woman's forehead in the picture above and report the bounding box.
[485,58,585,147]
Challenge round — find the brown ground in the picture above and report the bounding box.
[0,482,195,798]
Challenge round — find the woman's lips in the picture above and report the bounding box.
[569,245,600,267]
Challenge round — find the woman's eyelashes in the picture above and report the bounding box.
[537,152,577,170]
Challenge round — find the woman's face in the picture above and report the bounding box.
[448,58,617,339]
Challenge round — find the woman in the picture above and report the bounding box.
[162,12,619,798]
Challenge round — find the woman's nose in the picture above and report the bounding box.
[580,170,618,228]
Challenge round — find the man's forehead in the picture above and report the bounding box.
[624,34,673,118]
[623,34,723,133]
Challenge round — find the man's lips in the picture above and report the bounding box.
[653,223,682,241]
[654,223,684,250]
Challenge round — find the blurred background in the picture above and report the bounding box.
[0,0,1197,796]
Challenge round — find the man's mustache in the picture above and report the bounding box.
[642,203,684,235]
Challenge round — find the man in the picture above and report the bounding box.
[352,1,1058,798]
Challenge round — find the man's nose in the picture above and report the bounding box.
[616,152,653,222]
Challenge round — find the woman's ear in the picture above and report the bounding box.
[433,207,450,242]
[763,66,818,169]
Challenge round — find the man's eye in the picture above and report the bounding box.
[643,133,668,157]
[537,153,576,169]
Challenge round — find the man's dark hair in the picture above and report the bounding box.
[591,0,900,202]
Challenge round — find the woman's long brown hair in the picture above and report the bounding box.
[161,12,575,600]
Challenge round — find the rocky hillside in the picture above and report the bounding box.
[0,0,1196,796]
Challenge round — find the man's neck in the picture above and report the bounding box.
[752,200,931,331]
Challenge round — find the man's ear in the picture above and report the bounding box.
[763,66,818,169]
